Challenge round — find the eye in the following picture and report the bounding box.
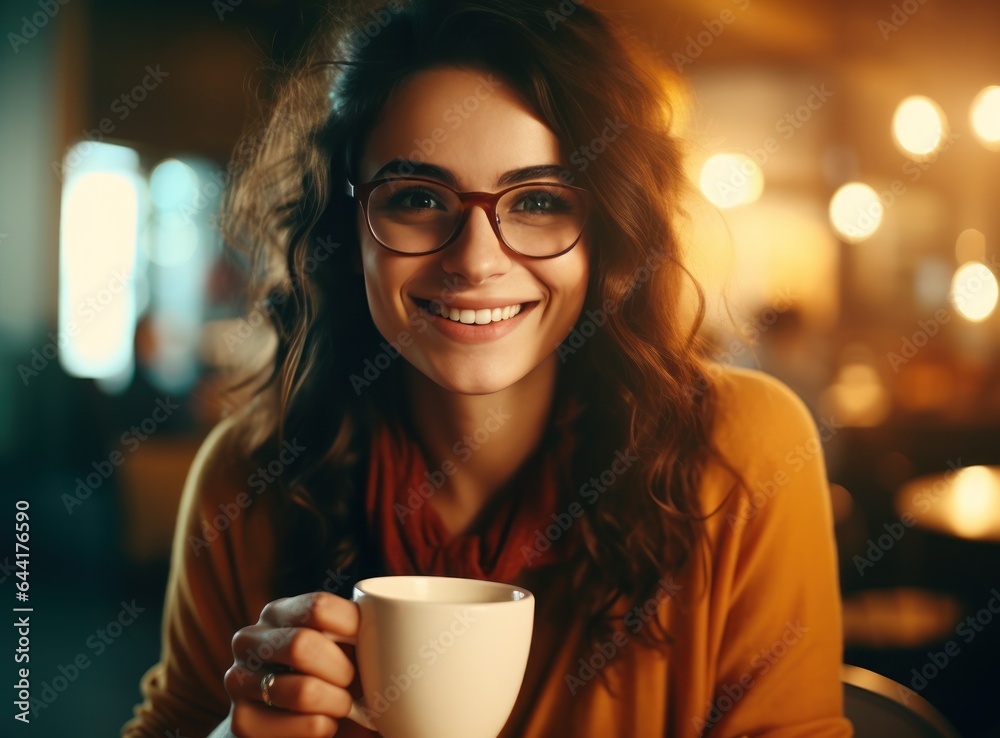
[509,188,575,215]
[385,187,447,211]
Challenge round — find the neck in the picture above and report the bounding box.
[402,355,558,525]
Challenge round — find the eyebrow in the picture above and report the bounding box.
[497,164,567,187]
[370,159,567,187]
[372,160,456,184]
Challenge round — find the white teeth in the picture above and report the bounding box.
[425,300,525,324]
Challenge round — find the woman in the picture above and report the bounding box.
[123,1,851,736]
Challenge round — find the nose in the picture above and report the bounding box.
[438,203,512,285]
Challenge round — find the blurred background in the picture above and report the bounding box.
[1,0,999,734]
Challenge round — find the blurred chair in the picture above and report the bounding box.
[843,664,961,738]
[118,437,204,563]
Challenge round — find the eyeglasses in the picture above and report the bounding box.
[348,176,593,258]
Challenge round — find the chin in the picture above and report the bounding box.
[430,373,523,397]
[413,358,527,396]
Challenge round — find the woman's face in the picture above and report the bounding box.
[356,66,590,395]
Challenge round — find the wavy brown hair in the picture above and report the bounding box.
[221,0,724,646]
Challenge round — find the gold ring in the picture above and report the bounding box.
[260,672,276,707]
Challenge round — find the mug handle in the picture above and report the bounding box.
[329,633,378,731]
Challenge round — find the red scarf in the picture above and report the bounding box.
[365,398,582,584]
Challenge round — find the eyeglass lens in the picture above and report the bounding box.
[366,179,587,256]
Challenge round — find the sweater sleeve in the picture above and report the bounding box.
[121,417,277,738]
[700,369,853,738]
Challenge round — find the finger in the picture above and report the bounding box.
[225,664,354,715]
[231,701,338,738]
[231,626,355,687]
[259,592,360,639]
[225,663,280,702]
[249,669,355,716]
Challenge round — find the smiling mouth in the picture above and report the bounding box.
[413,298,537,325]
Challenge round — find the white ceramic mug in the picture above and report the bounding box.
[338,575,534,738]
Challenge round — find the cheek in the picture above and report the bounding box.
[359,240,422,330]
[360,243,395,320]
[562,249,591,310]
[539,255,590,334]
[359,234,380,277]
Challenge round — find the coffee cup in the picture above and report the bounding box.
[337,575,534,738]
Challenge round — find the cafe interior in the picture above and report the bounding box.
[2,0,999,734]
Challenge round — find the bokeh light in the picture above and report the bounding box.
[940,467,1000,541]
[892,95,948,158]
[819,353,891,427]
[699,153,764,208]
[58,142,141,382]
[970,85,1000,150]
[950,260,999,322]
[829,182,882,242]
[149,158,199,212]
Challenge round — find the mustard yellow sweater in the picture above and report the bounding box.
[122,368,853,737]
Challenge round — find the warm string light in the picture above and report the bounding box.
[892,95,948,159]
[950,261,999,322]
[826,87,997,251]
[698,153,764,208]
[943,467,1000,540]
[829,182,882,242]
[704,87,1000,321]
[970,86,1000,150]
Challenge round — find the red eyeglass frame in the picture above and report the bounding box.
[347,176,594,258]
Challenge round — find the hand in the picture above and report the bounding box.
[224,592,359,738]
